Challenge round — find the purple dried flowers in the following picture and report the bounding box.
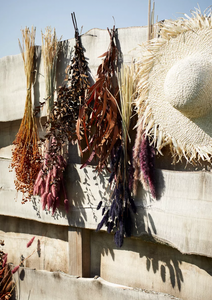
[96,144,137,247]
[139,135,156,199]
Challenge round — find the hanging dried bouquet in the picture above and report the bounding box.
[33,27,68,214]
[77,26,121,172]
[96,63,137,247]
[11,27,41,202]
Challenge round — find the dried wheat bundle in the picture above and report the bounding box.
[41,27,61,114]
[11,27,41,202]
[135,7,212,167]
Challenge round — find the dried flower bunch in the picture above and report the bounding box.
[41,27,61,114]
[96,64,137,247]
[11,27,41,202]
[34,14,89,214]
[33,137,68,214]
[33,26,69,214]
[47,13,90,143]
[77,26,121,172]
[133,126,156,198]
[0,241,15,300]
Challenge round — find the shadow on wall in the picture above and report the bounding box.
[96,227,212,293]
[92,167,212,292]
[0,120,21,149]
[65,162,110,229]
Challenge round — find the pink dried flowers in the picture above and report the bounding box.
[33,137,68,215]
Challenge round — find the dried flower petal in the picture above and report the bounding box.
[12,265,20,274]
[27,236,35,248]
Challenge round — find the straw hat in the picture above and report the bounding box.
[135,8,212,163]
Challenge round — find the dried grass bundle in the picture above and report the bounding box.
[119,63,137,155]
[11,27,41,202]
[41,27,61,113]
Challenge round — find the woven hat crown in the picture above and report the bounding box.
[164,55,212,118]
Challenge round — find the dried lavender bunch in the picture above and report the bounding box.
[96,144,136,247]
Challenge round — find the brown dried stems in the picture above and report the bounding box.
[11,27,41,202]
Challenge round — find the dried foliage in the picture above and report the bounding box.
[47,13,90,143]
[11,27,41,202]
[41,27,61,113]
[34,14,90,214]
[0,241,15,300]
[77,26,121,172]
[96,64,137,247]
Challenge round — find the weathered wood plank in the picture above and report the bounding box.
[68,227,91,277]
[1,157,212,258]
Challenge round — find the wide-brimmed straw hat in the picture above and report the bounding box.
[135,8,212,164]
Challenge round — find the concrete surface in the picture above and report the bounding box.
[12,268,182,300]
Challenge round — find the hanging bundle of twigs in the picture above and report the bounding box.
[96,64,137,247]
[47,12,90,143]
[11,27,41,202]
[77,26,121,172]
